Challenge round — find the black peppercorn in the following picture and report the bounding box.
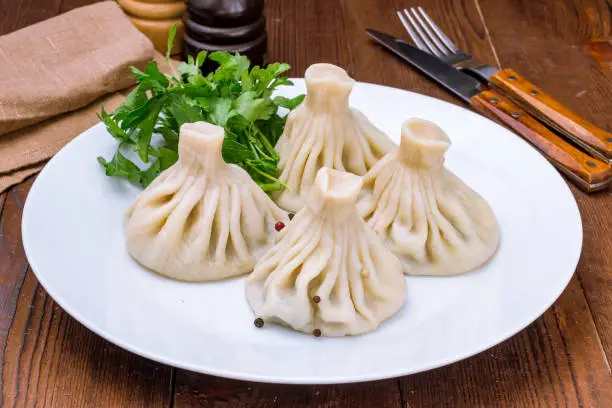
[313,329,322,337]
[254,318,264,328]
[313,295,321,304]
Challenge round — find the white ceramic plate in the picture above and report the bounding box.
[22,80,582,384]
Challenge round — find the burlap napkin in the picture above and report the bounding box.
[0,90,129,191]
[0,1,174,193]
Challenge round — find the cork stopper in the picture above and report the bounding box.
[307,168,363,221]
[304,64,356,113]
[398,119,450,169]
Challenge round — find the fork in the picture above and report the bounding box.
[397,7,612,163]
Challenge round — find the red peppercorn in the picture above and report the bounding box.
[275,221,285,231]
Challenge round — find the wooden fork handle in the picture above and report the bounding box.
[471,89,612,192]
[490,68,612,161]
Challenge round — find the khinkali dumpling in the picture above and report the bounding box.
[246,168,406,337]
[273,63,396,212]
[125,121,288,282]
[357,118,500,276]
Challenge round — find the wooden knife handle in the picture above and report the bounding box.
[471,89,612,192]
[490,68,612,161]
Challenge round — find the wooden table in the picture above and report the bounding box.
[1,0,611,406]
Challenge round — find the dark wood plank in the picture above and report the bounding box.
[175,0,612,406]
[59,0,104,13]
[172,1,402,405]
[3,269,173,408]
[341,0,499,105]
[0,193,6,218]
[0,179,172,408]
[0,177,173,408]
[345,0,612,406]
[400,278,612,407]
[265,0,351,77]
[478,0,612,131]
[586,38,612,70]
[1,1,610,407]
[0,181,33,408]
[478,0,612,372]
[0,0,175,406]
[0,0,60,35]
[174,375,401,408]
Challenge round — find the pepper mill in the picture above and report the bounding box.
[183,0,267,72]
[117,0,186,55]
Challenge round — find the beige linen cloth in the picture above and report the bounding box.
[0,1,175,193]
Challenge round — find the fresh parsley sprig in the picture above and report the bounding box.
[98,25,304,191]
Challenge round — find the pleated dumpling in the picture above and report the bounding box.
[273,63,396,212]
[357,118,500,276]
[124,122,288,282]
[246,168,406,337]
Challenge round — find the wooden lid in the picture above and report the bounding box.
[118,0,186,20]
[129,16,184,54]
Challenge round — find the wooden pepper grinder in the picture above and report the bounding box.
[183,0,267,72]
[117,0,186,55]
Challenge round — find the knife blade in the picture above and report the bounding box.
[366,29,611,192]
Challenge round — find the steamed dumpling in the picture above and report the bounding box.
[246,168,406,337]
[357,118,499,276]
[273,63,396,212]
[124,122,288,281]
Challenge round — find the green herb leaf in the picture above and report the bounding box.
[222,137,255,163]
[196,51,207,68]
[157,146,179,169]
[167,97,206,126]
[130,61,169,90]
[140,160,161,188]
[210,52,251,81]
[99,40,304,192]
[257,114,286,145]
[273,95,305,110]
[268,62,291,77]
[166,23,177,61]
[155,126,179,150]
[113,85,148,122]
[98,151,141,184]
[270,77,293,89]
[233,91,276,122]
[135,97,164,162]
[97,106,134,144]
[209,97,233,126]
[177,61,200,78]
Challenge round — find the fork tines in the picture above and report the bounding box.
[396,7,459,57]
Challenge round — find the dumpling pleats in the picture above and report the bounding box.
[357,118,500,276]
[124,121,288,281]
[247,168,405,337]
[273,64,395,212]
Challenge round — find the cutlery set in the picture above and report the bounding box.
[367,7,612,192]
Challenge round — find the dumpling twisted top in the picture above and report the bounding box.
[273,63,396,213]
[358,118,500,276]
